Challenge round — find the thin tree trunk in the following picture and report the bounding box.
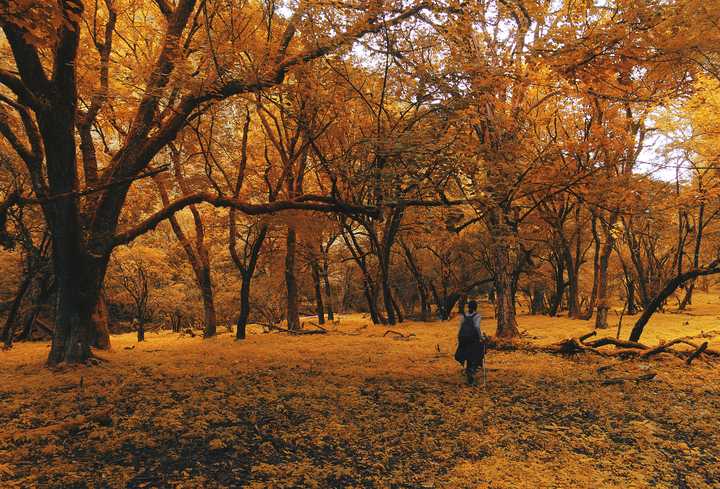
[340,222,383,324]
[199,266,216,337]
[379,261,396,325]
[19,272,54,341]
[285,226,301,331]
[579,214,601,320]
[616,247,639,315]
[626,278,638,315]
[236,272,251,340]
[232,224,268,339]
[155,176,216,337]
[595,215,618,329]
[391,286,404,323]
[321,247,334,321]
[548,254,565,317]
[400,239,430,321]
[531,284,545,315]
[563,246,580,317]
[629,259,720,342]
[310,259,326,325]
[680,201,704,309]
[626,222,651,308]
[1,272,33,347]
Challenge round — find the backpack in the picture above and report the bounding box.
[459,313,479,342]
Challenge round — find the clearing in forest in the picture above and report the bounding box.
[1,298,720,489]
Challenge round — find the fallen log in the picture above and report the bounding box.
[584,337,649,350]
[304,321,327,331]
[638,338,696,359]
[579,331,597,342]
[383,330,416,340]
[686,342,709,365]
[265,323,327,335]
[527,330,720,363]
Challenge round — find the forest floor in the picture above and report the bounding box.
[1,295,720,488]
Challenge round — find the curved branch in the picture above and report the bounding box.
[628,258,720,342]
[110,194,379,249]
[0,69,42,109]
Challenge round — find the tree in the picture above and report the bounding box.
[0,0,428,363]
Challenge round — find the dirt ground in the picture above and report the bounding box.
[1,295,719,488]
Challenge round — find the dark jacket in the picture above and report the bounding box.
[454,312,485,364]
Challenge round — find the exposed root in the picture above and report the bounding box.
[482,328,719,365]
[541,330,720,363]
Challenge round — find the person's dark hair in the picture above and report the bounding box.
[467,300,478,313]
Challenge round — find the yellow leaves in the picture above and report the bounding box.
[208,438,225,450]
[2,311,720,487]
[0,463,14,477]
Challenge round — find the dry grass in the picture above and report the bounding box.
[1,294,719,488]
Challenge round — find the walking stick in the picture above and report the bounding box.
[481,341,487,386]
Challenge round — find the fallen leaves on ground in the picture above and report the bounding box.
[0,312,719,488]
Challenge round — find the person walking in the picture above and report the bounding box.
[454,300,485,386]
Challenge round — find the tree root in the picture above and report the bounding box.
[483,328,719,365]
[540,330,720,363]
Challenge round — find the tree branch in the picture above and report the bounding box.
[111,194,379,249]
[0,69,43,110]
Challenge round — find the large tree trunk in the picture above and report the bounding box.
[48,249,107,365]
[90,291,111,350]
[285,226,301,331]
[489,211,520,338]
[493,251,519,338]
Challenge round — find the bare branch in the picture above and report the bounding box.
[111,194,380,249]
